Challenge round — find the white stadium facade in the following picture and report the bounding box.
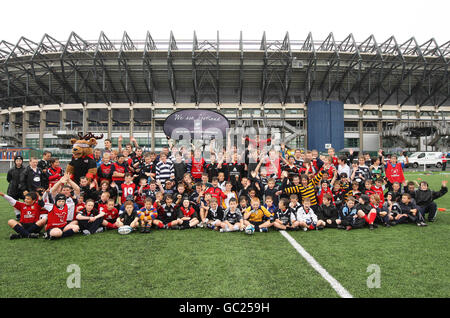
[0,31,449,156]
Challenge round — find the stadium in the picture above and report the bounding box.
[1,31,449,159]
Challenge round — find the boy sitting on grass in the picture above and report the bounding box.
[0,191,44,239]
[220,198,244,232]
[316,193,341,230]
[272,198,296,231]
[291,197,318,231]
[205,198,225,231]
[176,197,200,229]
[76,199,105,236]
[243,197,274,232]
[137,197,158,233]
[116,200,139,230]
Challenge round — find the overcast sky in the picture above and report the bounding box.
[1,0,449,46]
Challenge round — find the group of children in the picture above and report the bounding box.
[2,138,448,240]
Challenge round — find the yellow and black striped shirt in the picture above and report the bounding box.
[284,170,323,206]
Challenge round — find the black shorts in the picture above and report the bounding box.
[158,219,174,225]
[22,223,41,233]
[105,218,117,224]
[249,221,263,230]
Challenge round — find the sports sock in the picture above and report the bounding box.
[61,229,75,238]
[105,222,117,229]
[157,222,164,229]
[26,223,40,233]
[13,224,30,237]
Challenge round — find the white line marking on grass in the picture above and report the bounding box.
[280,230,353,298]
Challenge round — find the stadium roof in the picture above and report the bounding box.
[1,31,449,108]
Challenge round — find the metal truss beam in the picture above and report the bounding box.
[93,32,120,103]
[143,31,157,104]
[118,32,139,103]
[192,31,220,105]
[168,31,178,105]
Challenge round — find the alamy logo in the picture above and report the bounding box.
[66,264,81,289]
[366,264,381,289]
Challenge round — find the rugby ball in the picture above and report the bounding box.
[245,224,255,235]
[118,225,133,235]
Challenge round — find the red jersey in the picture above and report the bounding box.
[14,201,43,224]
[205,186,227,206]
[135,184,150,207]
[332,156,339,167]
[75,202,86,214]
[45,204,69,231]
[265,157,281,179]
[98,162,113,183]
[180,206,196,218]
[104,207,119,221]
[112,162,128,182]
[317,188,334,205]
[48,166,63,188]
[325,165,336,180]
[385,162,405,184]
[121,183,136,202]
[371,185,385,205]
[191,157,205,179]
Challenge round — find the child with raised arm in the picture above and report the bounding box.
[0,191,44,239]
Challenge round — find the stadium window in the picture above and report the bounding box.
[43,138,54,147]
[401,111,416,118]
[344,138,359,148]
[382,110,398,117]
[344,121,358,132]
[264,109,281,115]
[363,110,379,116]
[419,111,433,117]
[25,138,39,148]
[222,108,237,114]
[154,109,173,115]
[344,109,359,116]
[242,109,262,116]
[286,109,304,116]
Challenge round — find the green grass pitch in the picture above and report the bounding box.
[0,172,449,298]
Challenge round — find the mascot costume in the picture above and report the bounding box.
[66,132,103,184]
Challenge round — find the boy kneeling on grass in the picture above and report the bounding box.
[0,191,44,239]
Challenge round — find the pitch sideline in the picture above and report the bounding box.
[279,230,353,298]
